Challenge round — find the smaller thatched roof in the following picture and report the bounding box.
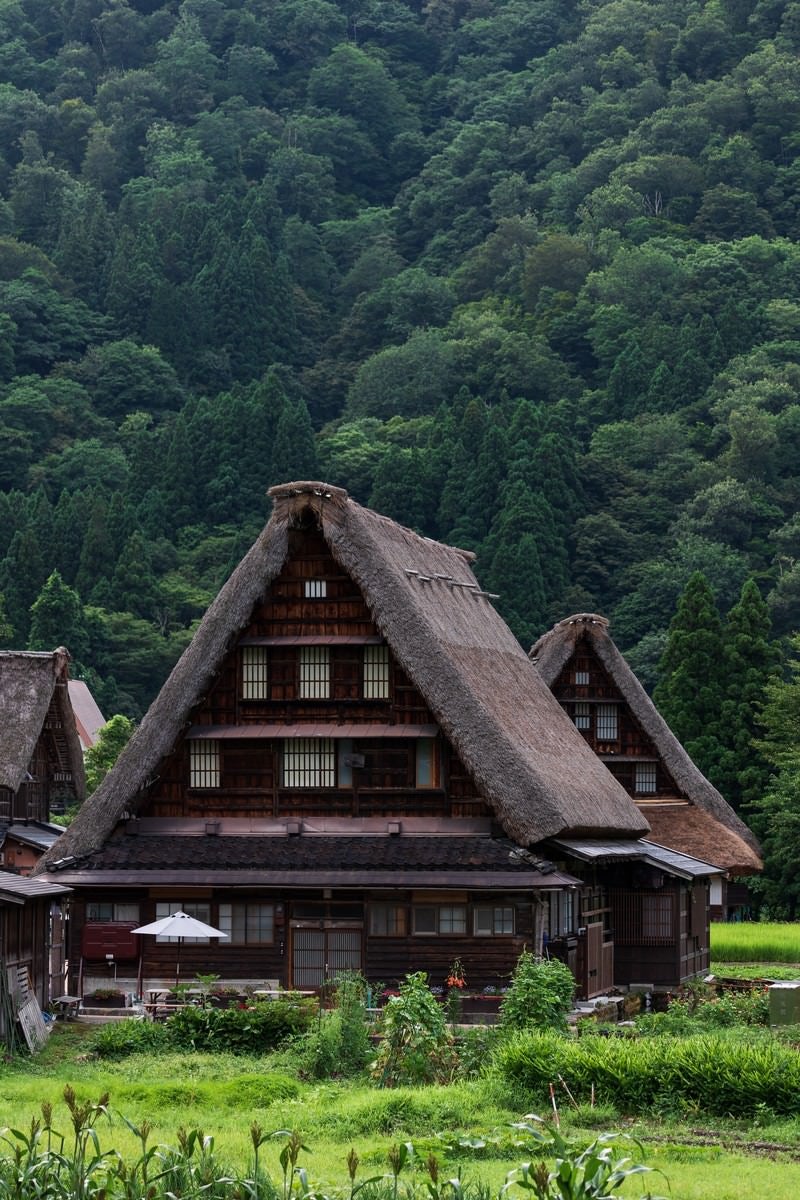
[39,485,648,872]
[531,614,762,874]
[0,650,85,799]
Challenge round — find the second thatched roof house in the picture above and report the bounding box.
[531,613,762,920]
[39,484,724,1000]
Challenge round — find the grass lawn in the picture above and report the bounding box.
[2,1024,800,1199]
[711,922,800,963]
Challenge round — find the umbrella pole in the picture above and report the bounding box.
[175,941,181,989]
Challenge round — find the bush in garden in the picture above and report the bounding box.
[371,971,457,1086]
[302,973,373,1078]
[496,1028,800,1116]
[89,1018,170,1058]
[166,998,315,1054]
[499,951,575,1034]
[636,987,770,1035]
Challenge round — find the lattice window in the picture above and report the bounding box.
[369,903,407,936]
[363,644,389,699]
[299,647,330,698]
[573,702,591,730]
[574,670,590,685]
[596,703,618,740]
[218,903,274,944]
[241,646,269,699]
[155,901,211,943]
[474,906,514,935]
[304,579,327,598]
[190,740,220,788]
[283,738,335,787]
[635,762,657,794]
[642,894,674,941]
[610,890,674,945]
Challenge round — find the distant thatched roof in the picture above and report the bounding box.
[39,484,647,871]
[0,649,85,798]
[530,613,761,873]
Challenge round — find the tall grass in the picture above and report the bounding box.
[711,922,800,963]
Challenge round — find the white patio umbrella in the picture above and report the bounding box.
[133,911,229,987]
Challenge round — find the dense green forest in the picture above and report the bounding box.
[1,0,799,808]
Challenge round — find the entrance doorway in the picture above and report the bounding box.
[291,925,362,988]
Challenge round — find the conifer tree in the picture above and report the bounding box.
[653,571,726,785]
[715,578,778,811]
[28,570,88,659]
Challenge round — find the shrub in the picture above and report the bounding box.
[166,998,315,1054]
[497,1029,800,1116]
[89,1018,169,1058]
[371,971,457,1086]
[302,975,373,1079]
[635,987,770,1036]
[499,952,575,1034]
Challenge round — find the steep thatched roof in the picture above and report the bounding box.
[0,649,85,798]
[39,485,647,870]
[530,613,761,873]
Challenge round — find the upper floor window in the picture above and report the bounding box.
[574,670,590,685]
[635,762,657,794]
[304,580,326,598]
[283,738,335,787]
[242,646,269,699]
[190,740,220,788]
[363,644,389,699]
[596,703,618,741]
[299,646,330,698]
[573,702,591,731]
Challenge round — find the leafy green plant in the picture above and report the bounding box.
[505,1116,666,1200]
[88,1019,169,1059]
[166,999,315,1054]
[371,973,457,1087]
[499,954,575,1034]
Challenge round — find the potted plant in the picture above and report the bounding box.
[88,987,126,1008]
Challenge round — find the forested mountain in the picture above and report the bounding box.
[1,0,799,735]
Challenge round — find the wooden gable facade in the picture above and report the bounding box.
[41,487,725,1003]
[531,615,763,983]
[0,650,84,860]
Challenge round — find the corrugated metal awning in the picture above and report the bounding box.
[187,724,440,740]
[0,871,71,901]
[551,838,719,879]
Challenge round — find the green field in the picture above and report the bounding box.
[711,922,800,964]
[2,1025,800,1200]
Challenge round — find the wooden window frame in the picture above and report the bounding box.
[299,646,330,699]
[634,762,657,794]
[218,902,275,944]
[369,903,408,936]
[155,900,212,943]
[282,738,335,787]
[241,646,269,700]
[363,644,390,700]
[190,740,220,789]
[412,904,467,935]
[473,905,515,936]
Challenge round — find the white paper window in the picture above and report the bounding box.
[416,739,435,787]
[283,738,335,787]
[304,579,326,598]
[218,903,274,944]
[574,670,590,685]
[363,644,389,699]
[155,901,211,943]
[241,646,269,699]
[573,702,591,730]
[635,762,657,794]
[190,740,220,788]
[299,646,330,698]
[596,704,618,740]
[474,906,514,935]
